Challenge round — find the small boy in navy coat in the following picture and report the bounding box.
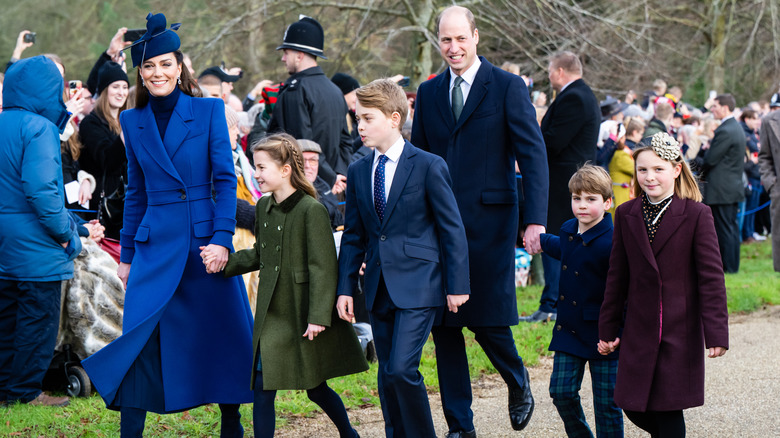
[539,164,623,437]
[336,78,470,437]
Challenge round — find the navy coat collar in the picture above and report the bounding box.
[136,92,195,183]
[355,140,417,228]
[434,56,493,132]
[561,212,613,244]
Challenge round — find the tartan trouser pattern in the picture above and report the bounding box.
[549,351,623,438]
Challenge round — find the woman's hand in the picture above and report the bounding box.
[78,179,93,205]
[107,28,131,62]
[708,346,727,358]
[65,94,86,117]
[118,262,131,289]
[199,244,229,273]
[85,220,105,244]
[597,338,620,355]
[303,324,325,341]
[13,31,34,59]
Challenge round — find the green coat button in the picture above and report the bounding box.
[259,263,264,269]
[274,266,279,272]
[261,243,267,248]
[276,245,281,251]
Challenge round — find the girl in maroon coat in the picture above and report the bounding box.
[598,132,729,437]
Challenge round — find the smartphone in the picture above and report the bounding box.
[709,90,717,100]
[23,32,36,44]
[397,76,410,87]
[68,80,82,98]
[124,28,146,42]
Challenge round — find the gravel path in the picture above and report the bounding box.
[276,306,780,437]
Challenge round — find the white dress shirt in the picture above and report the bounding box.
[449,58,482,107]
[372,135,405,206]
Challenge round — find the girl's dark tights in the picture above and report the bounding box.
[624,409,685,438]
[253,372,357,438]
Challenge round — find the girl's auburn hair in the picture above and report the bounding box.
[631,146,702,202]
[251,133,317,199]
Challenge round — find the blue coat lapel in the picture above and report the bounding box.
[356,154,381,228]
[137,104,182,183]
[435,71,455,130]
[163,94,194,159]
[381,142,415,226]
[453,59,491,131]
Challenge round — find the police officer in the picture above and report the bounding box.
[267,16,351,190]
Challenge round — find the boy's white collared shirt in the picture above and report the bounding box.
[372,135,405,206]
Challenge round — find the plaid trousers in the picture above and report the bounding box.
[549,351,623,438]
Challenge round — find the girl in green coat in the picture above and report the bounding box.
[204,133,368,437]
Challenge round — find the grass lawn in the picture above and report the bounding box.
[2,241,777,436]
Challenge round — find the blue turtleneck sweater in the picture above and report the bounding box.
[148,85,181,143]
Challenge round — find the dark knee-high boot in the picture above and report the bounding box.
[253,372,277,438]
[219,403,243,438]
[120,407,147,438]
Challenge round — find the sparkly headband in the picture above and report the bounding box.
[650,132,681,161]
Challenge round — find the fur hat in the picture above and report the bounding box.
[97,62,129,95]
[129,13,182,68]
[224,104,239,128]
[276,16,326,59]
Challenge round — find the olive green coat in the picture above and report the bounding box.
[224,190,368,390]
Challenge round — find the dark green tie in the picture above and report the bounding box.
[452,76,464,120]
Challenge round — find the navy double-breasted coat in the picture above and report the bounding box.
[82,93,254,412]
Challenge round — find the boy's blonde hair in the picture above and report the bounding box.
[356,78,408,128]
[251,133,317,199]
[631,133,702,202]
[568,163,613,201]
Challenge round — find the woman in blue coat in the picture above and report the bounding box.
[82,13,254,437]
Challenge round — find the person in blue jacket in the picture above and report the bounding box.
[0,55,82,407]
[81,13,254,437]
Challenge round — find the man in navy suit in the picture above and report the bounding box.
[523,51,600,323]
[337,78,470,437]
[411,6,549,437]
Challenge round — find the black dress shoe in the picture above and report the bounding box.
[508,367,534,431]
[445,429,477,438]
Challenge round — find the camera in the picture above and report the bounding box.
[124,28,146,42]
[23,32,36,44]
[397,76,410,87]
[68,80,82,98]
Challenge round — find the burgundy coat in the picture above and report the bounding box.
[599,195,729,412]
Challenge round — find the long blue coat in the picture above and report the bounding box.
[82,93,254,412]
[411,58,549,326]
[0,56,81,281]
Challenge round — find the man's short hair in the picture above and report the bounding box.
[356,78,408,127]
[715,94,736,112]
[624,116,645,137]
[652,79,667,94]
[569,163,613,201]
[197,74,222,87]
[549,51,582,76]
[436,6,477,35]
[655,102,675,121]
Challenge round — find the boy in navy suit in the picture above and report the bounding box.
[337,78,470,437]
[539,164,623,437]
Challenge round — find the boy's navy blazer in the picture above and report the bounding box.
[337,140,470,310]
[540,214,616,360]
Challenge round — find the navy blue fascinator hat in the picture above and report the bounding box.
[129,13,181,68]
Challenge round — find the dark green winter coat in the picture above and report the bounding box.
[225,190,368,390]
